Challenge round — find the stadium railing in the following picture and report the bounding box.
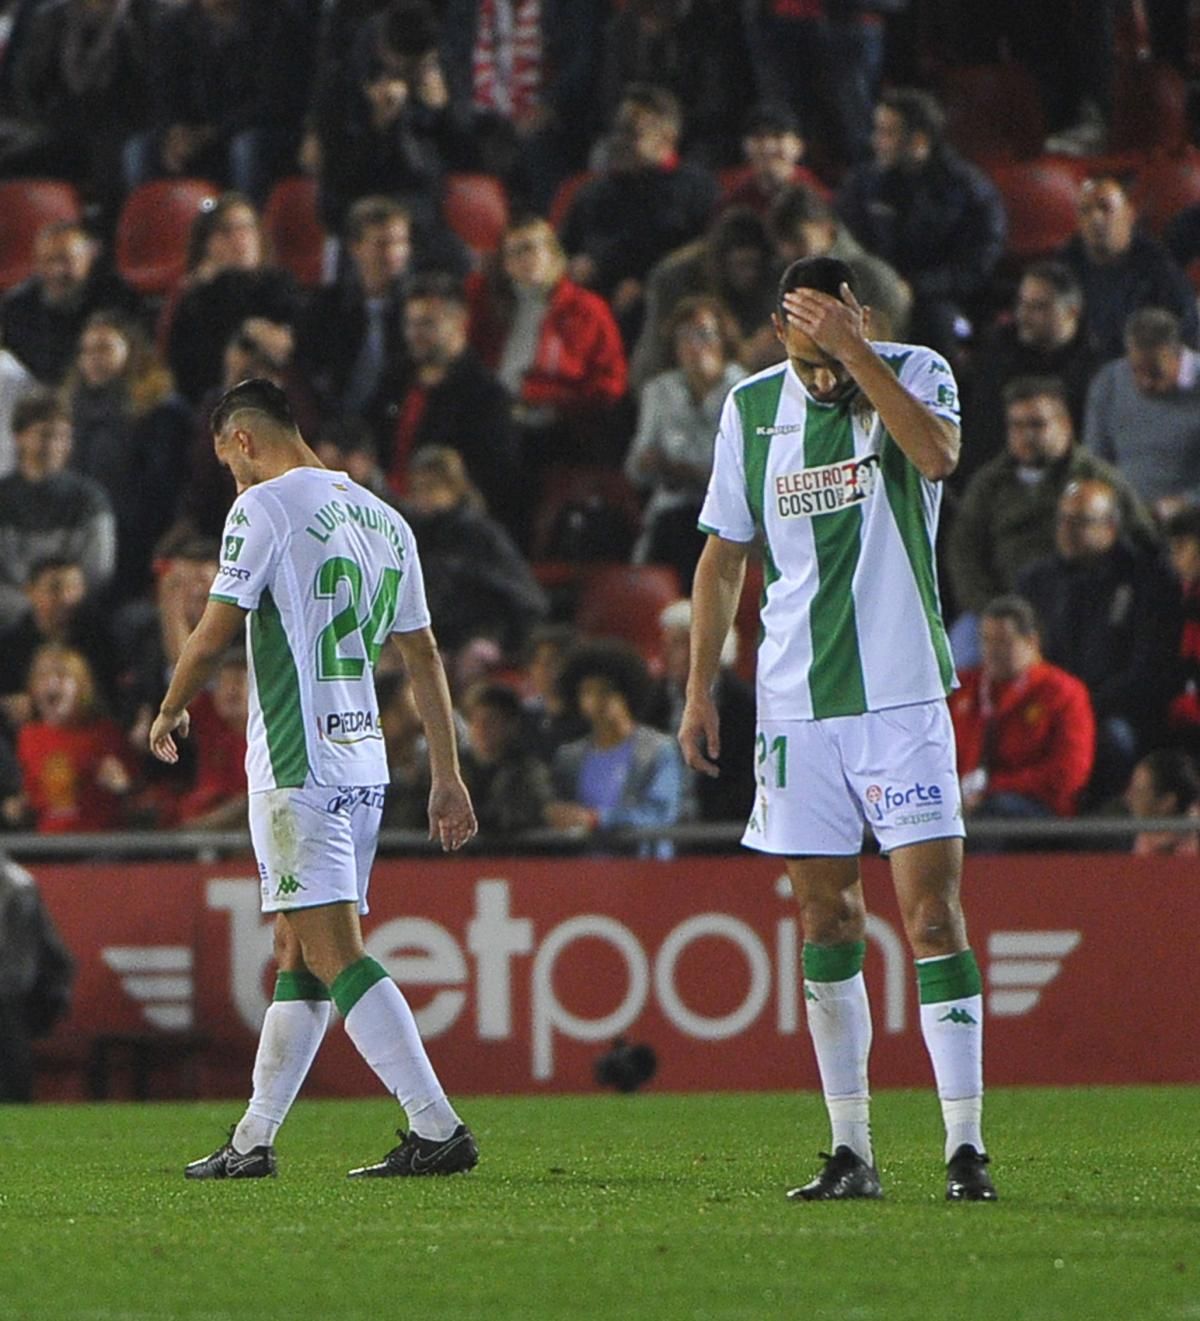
[0,816,1191,859]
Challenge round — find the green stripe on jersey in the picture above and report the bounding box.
[880,436,955,692]
[804,402,866,717]
[735,371,787,640]
[250,587,310,787]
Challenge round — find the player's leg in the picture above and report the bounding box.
[786,855,882,1201]
[890,838,995,1200]
[283,899,476,1177]
[228,915,332,1156]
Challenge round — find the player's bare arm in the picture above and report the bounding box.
[390,627,478,851]
[149,598,246,763]
[782,284,960,481]
[679,534,748,777]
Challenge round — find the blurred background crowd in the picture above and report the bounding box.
[0,0,1197,851]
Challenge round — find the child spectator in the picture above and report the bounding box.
[8,644,132,833]
[1125,749,1200,857]
[173,650,248,829]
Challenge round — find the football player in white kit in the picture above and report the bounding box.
[680,258,996,1202]
[150,379,479,1180]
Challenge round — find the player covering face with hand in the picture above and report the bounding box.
[150,378,479,1180]
[679,258,996,1202]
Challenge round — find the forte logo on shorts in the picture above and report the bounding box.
[318,710,383,743]
[775,454,881,518]
[865,781,944,827]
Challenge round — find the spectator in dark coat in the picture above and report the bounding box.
[958,261,1101,490]
[1017,478,1182,804]
[122,0,315,204]
[836,87,1006,359]
[166,193,303,406]
[0,221,142,386]
[8,0,158,226]
[0,392,115,629]
[402,445,548,669]
[313,0,477,234]
[63,311,192,602]
[297,196,415,434]
[385,272,520,534]
[458,681,553,838]
[560,84,718,330]
[0,854,74,1102]
[1056,175,1198,363]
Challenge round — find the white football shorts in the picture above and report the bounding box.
[250,783,387,914]
[742,699,964,856]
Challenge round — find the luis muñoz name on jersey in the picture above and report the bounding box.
[775,454,881,519]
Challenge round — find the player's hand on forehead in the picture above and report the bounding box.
[782,282,866,355]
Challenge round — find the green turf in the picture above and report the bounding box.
[2,1087,1199,1321]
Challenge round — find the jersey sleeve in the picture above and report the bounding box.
[697,387,756,543]
[898,346,961,428]
[210,489,280,611]
[391,518,432,634]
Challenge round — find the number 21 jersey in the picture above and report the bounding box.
[211,467,430,791]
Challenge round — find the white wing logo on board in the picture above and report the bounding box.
[987,931,1082,1017]
[101,946,194,1030]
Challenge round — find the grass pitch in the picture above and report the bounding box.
[2,1087,1199,1321]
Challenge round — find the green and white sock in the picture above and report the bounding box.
[804,940,873,1165]
[916,950,985,1162]
[233,970,331,1153]
[333,957,461,1141]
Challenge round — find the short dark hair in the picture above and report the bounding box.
[880,88,946,146]
[777,255,856,320]
[1138,748,1200,811]
[210,378,297,436]
[1125,306,1182,352]
[1164,504,1200,543]
[1021,260,1083,310]
[743,103,801,138]
[558,640,650,718]
[1001,375,1071,411]
[26,555,81,583]
[13,390,68,435]
[982,594,1040,638]
[345,195,410,245]
[381,0,439,56]
[406,271,467,307]
[462,681,524,722]
[618,83,682,136]
[767,185,834,241]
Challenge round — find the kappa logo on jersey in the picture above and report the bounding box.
[755,423,804,436]
[228,508,251,528]
[775,454,881,519]
[224,534,245,563]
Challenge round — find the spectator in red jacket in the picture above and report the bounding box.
[466,215,627,464]
[950,595,1095,821]
[718,104,831,218]
[173,649,248,829]
[7,643,132,833]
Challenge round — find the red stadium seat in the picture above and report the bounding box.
[0,179,82,290]
[575,564,683,670]
[1131,152,1200,236]
[1110,61,1189,155]
[547,170,595,231]
[940,63,1046,163]
[442,172,508,255]
[530,465,642,563]
[115,178,219,297]
[987,158,1082,263]
[263,175,327,287]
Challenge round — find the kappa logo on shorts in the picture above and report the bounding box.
[274,874,306,898]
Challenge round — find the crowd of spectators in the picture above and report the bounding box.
[0,0,1196,850]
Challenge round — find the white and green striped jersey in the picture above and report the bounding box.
[211,467,430,791]
[698,343,959,721]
